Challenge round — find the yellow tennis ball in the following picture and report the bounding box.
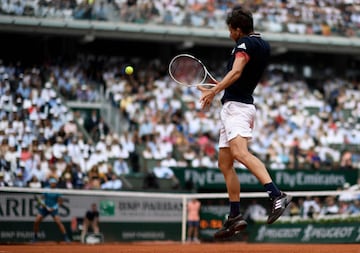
[125,66,133,75]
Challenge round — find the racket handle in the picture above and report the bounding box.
[198,83,216,89]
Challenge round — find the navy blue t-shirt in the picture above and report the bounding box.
[221,34,270,104]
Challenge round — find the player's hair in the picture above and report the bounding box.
[226,5,254,34]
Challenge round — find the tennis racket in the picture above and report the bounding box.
[34,194,50,211]
[168,54,218,88]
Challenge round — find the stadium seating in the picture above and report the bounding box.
[0,0,359,37]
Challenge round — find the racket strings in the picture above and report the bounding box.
[170,56,206,86]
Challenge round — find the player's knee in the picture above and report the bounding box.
[219,157,233,171]
[219,162,231,171]
[54,217,61,224]
[219,164,235,178]
[233,150,251,164]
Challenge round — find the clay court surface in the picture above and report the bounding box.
[0,242,359,253]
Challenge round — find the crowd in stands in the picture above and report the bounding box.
[0,55,359,191]
[294,181,360,218]
[0,0,359,37]
[242,181,360,223]
[0,51,360,221]
[102,56,360,171]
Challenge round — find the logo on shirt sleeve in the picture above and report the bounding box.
[237,43,247,50]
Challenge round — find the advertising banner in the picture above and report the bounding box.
[0,193,182,222]
[0,192,182,242]
[249,223,360,243]
[0,221,181,242]
[198,205,228,240]
[198,204,360,243]
[173,168,358,191]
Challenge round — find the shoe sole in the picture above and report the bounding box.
[267,195,292,224]
[213,220,248,240]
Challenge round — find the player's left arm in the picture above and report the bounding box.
[57,195,64,207]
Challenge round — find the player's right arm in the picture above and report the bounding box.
[198,52,249,110]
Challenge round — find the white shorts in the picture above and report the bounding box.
[219,101,256,148]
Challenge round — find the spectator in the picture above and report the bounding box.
[16,161,31,185]
[183,146,197,166]
[98,160,109,175]
[347,199,360,215]
[103,163,116,181]
[340,150,354,170]
[29,163,47,184]
[91,118,110,142]
[289,199,301,217]
[160,153,177,167]
[113,157,130,177]
[191,151,214,168]
[46,164,60,182]
[55,156,67,176]
[101,174,122,190]
[73,1,93,20]
[63,116,78,136]
[58,172,74,189]
[77,154,91,174]
[20,144,32,162]
[152,160,179,189]
[142,170,159,189]
[82,176,91,190]
[320,196,339,216]
[87,165,104,189]
[0,172,9,187]
[302,196,321,219]
[28,175,42,188]
[67,136,83,163]
[84,110,99,134]
[112,142,129,159]
[72,164,86,189]
[243,199,267,224]
[142,146,153,159]
[40,82,57,102]
[93,1,108,21]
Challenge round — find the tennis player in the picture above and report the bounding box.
[32,178,70,242]
[198,6,292,239]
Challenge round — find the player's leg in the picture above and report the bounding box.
[53,215,70,242]
[219,147,240,204]
[192,221,200,242]
[33,214,44,242]
[91,221,99,233]
[229,135,292,224]
[224,102,291,224]
[187,222,194,241]
[229,136,272,184]
[214,147,247,239]
[81,219,89,243]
